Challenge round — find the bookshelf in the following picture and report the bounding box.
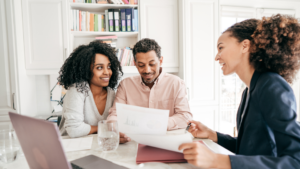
[22,0,180,75]
[70,3,138,11]
[71,31,138,38]
[69,2,139,74]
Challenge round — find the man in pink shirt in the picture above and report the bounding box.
[107,38,193,143]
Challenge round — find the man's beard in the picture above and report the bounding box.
[142,72,156,84]
[143,78,156,84]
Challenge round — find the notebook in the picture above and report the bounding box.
[136,144,187,164]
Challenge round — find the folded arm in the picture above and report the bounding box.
[63,88,91,138]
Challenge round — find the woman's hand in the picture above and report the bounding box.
[119,132,131,144]
[188,120,218,142]
[89,126,98,134]
[179,141,231,169]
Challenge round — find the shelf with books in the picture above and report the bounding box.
[69,5,139,35]
[69,1,141,74]
[71,31,138,38]
[70,3,138,12]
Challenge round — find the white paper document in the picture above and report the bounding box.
[116,103,169,135]
[201,139,235,155]
[127,133,193,153]
[61,137,93,152]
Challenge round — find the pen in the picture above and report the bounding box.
[185,122,191,133]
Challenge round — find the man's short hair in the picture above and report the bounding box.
[132,38,161,61]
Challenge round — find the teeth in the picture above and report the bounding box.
[219,63,225,66]
[101,78,109,80]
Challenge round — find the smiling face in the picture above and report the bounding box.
[90,53,112,87]
[215,32,250,75]
[135,50,163,84]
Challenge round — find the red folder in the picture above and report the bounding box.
[136,144,187,164]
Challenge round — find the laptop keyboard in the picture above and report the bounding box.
[71,163,84,169]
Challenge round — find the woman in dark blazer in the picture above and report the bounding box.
[179,14,300,169]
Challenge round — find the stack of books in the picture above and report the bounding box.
[71,0,138,5]
[70,8,138,32]
[95,36,117,48]
[116,47,135,66]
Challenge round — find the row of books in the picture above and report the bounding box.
[116,47,135,66]
[72,0,138,5]
[71,10,105,31]
[70,8,138,32]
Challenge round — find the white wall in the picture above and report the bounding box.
[36,75,52,116]
[11,0,38,117]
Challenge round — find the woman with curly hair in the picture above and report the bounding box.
[179,14,300,168]
[58,40,123,138]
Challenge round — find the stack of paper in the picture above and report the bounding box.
[201,139,235,155]
[127,133,193,153]
[116,103,234,156]
[116,103,193,152]
[61,137,93,152]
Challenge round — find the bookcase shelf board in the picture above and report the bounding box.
[71,31,138,38]
[70,3,138,12]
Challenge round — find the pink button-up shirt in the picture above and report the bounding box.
[107,68,193,130]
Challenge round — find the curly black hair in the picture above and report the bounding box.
[58,40,123,94]
[132,38,161,61]
[224,14,300,83]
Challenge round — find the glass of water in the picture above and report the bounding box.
[97,120,119,152]
[0,129,20,168]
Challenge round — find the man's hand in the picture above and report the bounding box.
[179,141,231,169]
[119,132,131,144]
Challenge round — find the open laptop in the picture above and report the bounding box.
[9,112,128,169]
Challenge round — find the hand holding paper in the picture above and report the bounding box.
[179,140,234,169]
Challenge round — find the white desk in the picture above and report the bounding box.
[5,130,203,169]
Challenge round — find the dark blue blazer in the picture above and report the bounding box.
[217,71,300,169]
